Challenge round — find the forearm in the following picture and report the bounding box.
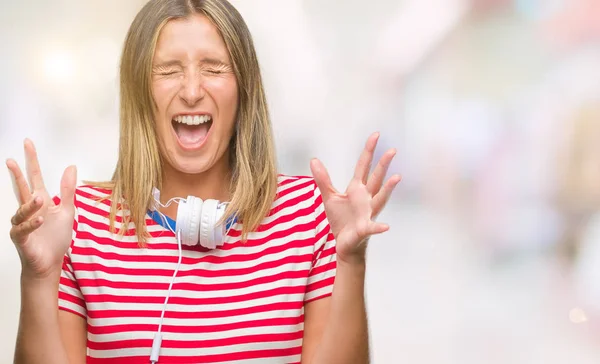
[14,273,69,364]
[311,259,369,364]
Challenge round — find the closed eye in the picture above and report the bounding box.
[202,64,231,76]
[152,65,182,76]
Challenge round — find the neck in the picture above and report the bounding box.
[158,158,232,221]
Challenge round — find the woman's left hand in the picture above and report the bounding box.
[310,132,401,266]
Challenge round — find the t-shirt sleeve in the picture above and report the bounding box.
[52,194,87,319]
[304,181,337,303]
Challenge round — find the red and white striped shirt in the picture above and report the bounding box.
[56,174,337,363]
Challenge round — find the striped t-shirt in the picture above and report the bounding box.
[56,174,337,363]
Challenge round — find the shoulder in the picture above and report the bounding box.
[52,184,114,208]
[275,173,318,199]
[52,185,118,228]
[270,174,323,216]
[277,173,313,185]
[51,185,117,255]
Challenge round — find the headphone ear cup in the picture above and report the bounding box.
[151,188,161,211]
[176,200,189,245]
[189,196,203,246]
[199,199,219,249]
[213,203,227,247]
[177,196,202,246]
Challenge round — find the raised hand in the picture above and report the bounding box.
[7,139,77,280]
[310,132,401,265]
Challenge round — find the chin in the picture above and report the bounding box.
[163,142,230,177]
[175,161,214,175]
[163,149,218,175]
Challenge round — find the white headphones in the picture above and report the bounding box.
[149,188,236,363]
[151,187,233,249]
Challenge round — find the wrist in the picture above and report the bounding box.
[337,252,367,277]
[337,240,368,268]
[337,254,366,269]
[20,268,61,288]
[333,253,367,299]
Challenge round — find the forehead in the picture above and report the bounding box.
[154,13,230,63]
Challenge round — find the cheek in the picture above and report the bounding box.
[152,83,176,146]
[208,78,239,118]
[152,80,179,117]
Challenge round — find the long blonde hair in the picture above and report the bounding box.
[558,105,600,210]
[92,0,278,244]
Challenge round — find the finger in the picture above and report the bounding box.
[10,195,44,226]
[366,221,390,236]
[59,165,77,208]
[310,158,337,202]
[24,139,46,192]
[6,159,31,205]
[372,174,402,217]
[353,132,379,184]
[10,216,44,244]
[366,148,397,196]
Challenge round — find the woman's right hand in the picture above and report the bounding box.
[7,139,77,280]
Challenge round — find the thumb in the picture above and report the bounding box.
[310,158,336,201]
[60,165,77,208]
[367,221,389,236]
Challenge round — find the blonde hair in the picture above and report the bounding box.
[91,0,278,244]
[558,105,600,210]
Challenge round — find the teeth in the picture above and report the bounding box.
[174,115,212,125]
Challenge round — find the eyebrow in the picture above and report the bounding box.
[153,58,230,68]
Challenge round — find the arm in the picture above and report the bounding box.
[60,311,88,364]
[301,260,369,364]
[303,132,400,364]
[14,274,68,364]
[14,274,87,364]
[8,140,87,364]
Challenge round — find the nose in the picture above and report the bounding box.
[179,72,205,106]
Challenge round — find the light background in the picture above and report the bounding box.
[1,0,600,363]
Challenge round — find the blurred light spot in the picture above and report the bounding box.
[514,0,565,21]
[569,307,588,324]
[42,50,75,85]
[79,38,120,88]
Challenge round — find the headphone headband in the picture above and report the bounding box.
[151,188,232,249]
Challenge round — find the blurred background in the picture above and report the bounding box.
[1,0,600,362]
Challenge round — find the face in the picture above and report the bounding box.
[151,14,238,175]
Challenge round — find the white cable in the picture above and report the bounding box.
[150,226,183,364]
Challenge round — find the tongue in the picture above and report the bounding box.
[174,123,210,145]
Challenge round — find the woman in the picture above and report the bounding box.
[8,0,400,363]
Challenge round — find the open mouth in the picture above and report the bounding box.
[172,114,213,148]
